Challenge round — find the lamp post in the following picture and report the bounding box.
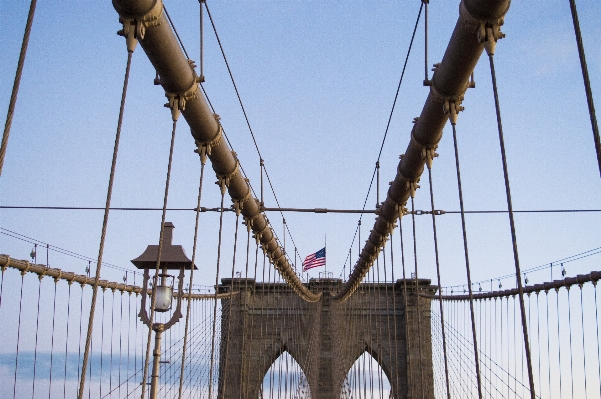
[131,222,196,399]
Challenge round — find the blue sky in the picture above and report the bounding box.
[1,0,600,293]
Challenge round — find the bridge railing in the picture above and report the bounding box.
[429,273,601,399]
[0,255,225,399]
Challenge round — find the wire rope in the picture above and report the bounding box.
[556,289,564,399]
[0,0,38,176]
[177,158,206,399]
[140,116,179,399]
[12,272,26,399]
[450,120,483,398]
[579,285,589,398]
[78,48,134,399]
[427,164,451,398]
[410,196,425,399]
[31,274,43,399]
[342,2,424,270]
[208,189,226,399]
[220,213,240,397]
[567,0,601,179]
[48,278,59,399]
[202,2,301,259]
[63,282,73,399]
[488,51,536,398]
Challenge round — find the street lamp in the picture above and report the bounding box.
[131,222,196,399]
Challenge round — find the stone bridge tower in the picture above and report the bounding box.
[217,278,436,399]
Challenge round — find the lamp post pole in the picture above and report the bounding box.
[150,324,164,399]
[131,222,195,399]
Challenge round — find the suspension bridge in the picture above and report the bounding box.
[1,0,600,398]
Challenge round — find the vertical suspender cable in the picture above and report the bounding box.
[427,166,451,399]
[177,158,206,399]
[63,282,73,399]
[141,116,178,399]
[487,52,536,398]
[0,0,38,176]
[579,285,589,398]
[594,281,601,399]
[78,48,133,399]
[199,0,205,80]
[423,0,429,84]
[100,290,106,398]
[221,214,240,397]
[567,0,601,179]
[208,189,226,399]
[556,289,564,399]
[567,288,575,398]
[12,272,26,399]
[398,219,413,394]
[31,275,43,399]
[48,278,59,399]
[410,197,425,399]
[450,121,483,399]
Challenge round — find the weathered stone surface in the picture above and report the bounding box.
[216,278,436,399]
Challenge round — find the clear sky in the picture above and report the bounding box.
[1,0,600,294]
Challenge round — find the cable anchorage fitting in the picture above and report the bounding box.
[443,99,464,125]
[215,151,241,195]
[194,120,223,164]
[116,0,162,53]
[478,23,505,56]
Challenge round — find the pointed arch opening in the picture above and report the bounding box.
[261,350,311,399]
[341,351,392,399]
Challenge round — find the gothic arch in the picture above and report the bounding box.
[261,349,312,398]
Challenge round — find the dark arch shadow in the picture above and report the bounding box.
[258,342,312,399]
[339,343,394,398]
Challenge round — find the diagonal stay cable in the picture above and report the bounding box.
[341,1,424,274]
[203,2,301,262]
[0,0,38,176]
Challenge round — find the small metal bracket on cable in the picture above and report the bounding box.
[215,151,241,195]
[410,121,439,169]
[117,20,139,53]
[243,216,254,233]
[443,99,464,125]
[116,0,162,53]
[164,60,202,121]
[232,183,251,216]
[478,23,505,56]
[194,119,223,164]
[397,163,420,198]
[424,63,439,87]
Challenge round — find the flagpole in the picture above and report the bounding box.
[324,234,327,276]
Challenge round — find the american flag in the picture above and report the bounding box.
[302,247,326,271]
